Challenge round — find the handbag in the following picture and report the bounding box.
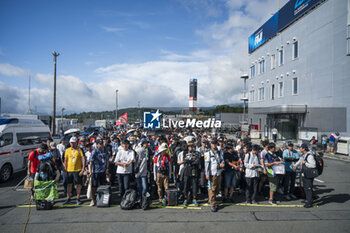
[302,164,318,179]
[24,177,34,189]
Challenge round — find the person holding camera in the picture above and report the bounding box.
[264,143,284,205]
[244,144,261,204]
[182,140,201,206]
[205,140,225,212]
[154,145,171,205]
[223,143,239,203]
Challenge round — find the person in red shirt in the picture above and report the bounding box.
[27,143,48,178]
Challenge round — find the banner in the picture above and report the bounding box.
[115,113,128,126]
[249,0,322,54]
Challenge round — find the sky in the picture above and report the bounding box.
[0,0,288,115]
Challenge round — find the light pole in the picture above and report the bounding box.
[115,89,118,121]
[61,107,65,136]
[137,101,140,123]
[52,51,60,136]
[240,74,249,122]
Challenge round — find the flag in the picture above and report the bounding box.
[116,113,128,126]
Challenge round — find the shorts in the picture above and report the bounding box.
[91,173,106,187]
[268,176,279,192]
[329,142,335,148]
[67,172,83,185]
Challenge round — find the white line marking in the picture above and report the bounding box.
[314,178,325,183]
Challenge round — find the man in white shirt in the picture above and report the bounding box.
[114,139,135,197]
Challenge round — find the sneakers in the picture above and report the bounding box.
[268,199,277,205]
[251,200,258,204]
[161,199,167,206]
[284,195,291,200]
[183,200,188,206]
[63,198,71,205]
[210,205,217,212]
[193,199,199,207]
[289,194,297,199]
[89,200,95,207]
[244,201,252,204]
[76,199,82,205]
[304,204,312,208]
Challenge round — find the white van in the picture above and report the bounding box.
[0,118,51,182]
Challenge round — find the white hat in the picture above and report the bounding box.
[158,145,167,153]
[69,137,78,143]
[50,142,56,149]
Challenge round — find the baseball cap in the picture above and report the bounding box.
[95,139,103,145]
[50,142,56,149]
[69,137,78,143]
[287,142,294,147]
[300,143,308,149]
[210,139,218,144]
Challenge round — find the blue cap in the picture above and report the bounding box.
[300,143,308,149]
[141,139,148,145]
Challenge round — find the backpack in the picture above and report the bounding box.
[120,189,137,210]
[304,152,323,178]
[36,153,57,181]
[314,153,324,176]
[141,192,152,210]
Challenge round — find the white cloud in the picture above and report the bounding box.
[101,26,124,32]
[1,0,291,114]
[0,63,28,77]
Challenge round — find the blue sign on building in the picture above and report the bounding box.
[248,0,322,54]
[249,13,279,54]
[143,110,162,129]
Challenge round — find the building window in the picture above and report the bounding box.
[293,41,298,60]
[271,84,275,100]
[258,87,265,101]
[292,77,298,95]
[279,48,284,66]
[250,65,255,78]
[259,59,265,74]
[250,90,255,102]
[271,54,275,69]
[278,81,284,97]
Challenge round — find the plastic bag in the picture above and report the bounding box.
[87,177,92,199]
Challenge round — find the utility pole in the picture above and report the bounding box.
[27,75,31,114]
[138,101,140,123]
[52,51,60,136]
[115,89,118,120]
[61,107,65,137]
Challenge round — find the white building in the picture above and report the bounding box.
[55,118,78,136]
[247,0,350,141]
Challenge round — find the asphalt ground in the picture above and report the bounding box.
[0,157,350,233]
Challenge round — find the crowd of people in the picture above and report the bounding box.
[27,128,322,212]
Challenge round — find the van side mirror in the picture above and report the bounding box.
[0,141,4,147]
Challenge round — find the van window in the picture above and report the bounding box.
[0,133,13,147]
[17,132,51,146]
